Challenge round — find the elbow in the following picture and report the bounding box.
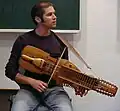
[5,65,10,78]
[5,71,16,81]
[5,65,17,81]
[5,70,11,80]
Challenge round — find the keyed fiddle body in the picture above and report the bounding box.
[19,45,118,97]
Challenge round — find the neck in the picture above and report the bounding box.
[35,24,50,36]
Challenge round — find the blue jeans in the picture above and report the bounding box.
[11,86,73,111]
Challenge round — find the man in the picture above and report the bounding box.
[5,1,88,111]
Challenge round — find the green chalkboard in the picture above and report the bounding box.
[0,0,79,30]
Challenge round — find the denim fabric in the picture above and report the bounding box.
[11,86,73,111]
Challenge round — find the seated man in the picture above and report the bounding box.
[5,1,88,111]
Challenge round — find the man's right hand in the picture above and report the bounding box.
[30,79,48,92]
[15,73,48,92]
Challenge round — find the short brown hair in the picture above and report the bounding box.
[31,1,54,25]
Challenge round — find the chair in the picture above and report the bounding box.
[8,94,16,111]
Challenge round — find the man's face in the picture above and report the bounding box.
[42,6,57,29]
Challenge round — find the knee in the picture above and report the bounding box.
[11,100,29,111]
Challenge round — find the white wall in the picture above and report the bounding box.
[0,33,20,89]
[0,0,120,111]
[72,0,119,111]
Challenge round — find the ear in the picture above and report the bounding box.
[35,16,41,24]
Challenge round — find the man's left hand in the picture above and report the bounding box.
[75,86,89,97]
